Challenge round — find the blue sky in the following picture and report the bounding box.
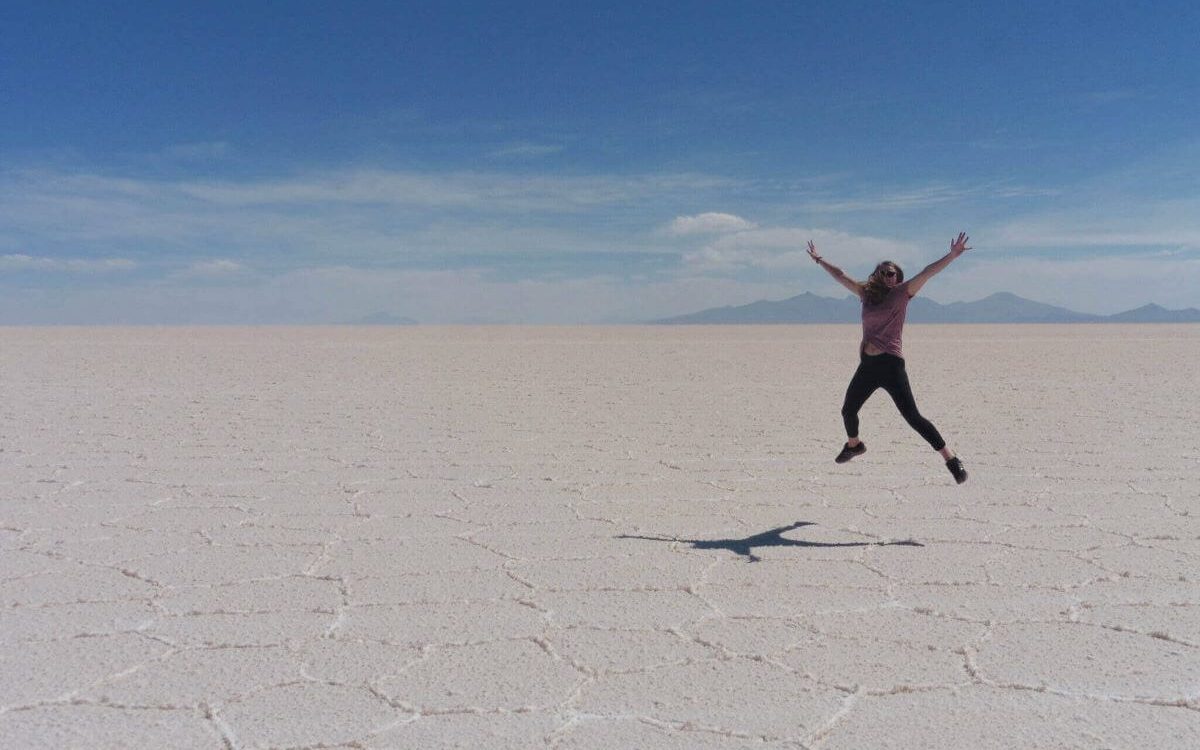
[3,0,1199,323]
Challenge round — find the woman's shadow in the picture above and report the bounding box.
[618,521,922,562]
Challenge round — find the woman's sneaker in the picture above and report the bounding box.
[946,456,968,484]
[835,442,866,463]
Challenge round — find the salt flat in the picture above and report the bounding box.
[1,324,1198,749]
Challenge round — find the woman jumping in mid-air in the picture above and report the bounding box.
[807,233,970,484]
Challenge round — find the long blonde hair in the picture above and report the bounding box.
[860,261,904,305]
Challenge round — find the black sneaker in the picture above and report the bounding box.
[946,456,968,484]
[835,442,866,463]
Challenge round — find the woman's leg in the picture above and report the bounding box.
[841,361,880,445]
[881,361,949,455]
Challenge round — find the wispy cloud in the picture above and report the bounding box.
[682,227,920,272]
[0,254,136,272]
[160,141,233,161]
[487,142,565,159]
[0,166,738,270]
[4,140,1200,322]
[173,170,735,211]
[1076,89,1139,106]
[181,259,246,277]
[0,167,738,239]
[801,182,1058,213]
[667,212,756,236]
[992,201,1200,250]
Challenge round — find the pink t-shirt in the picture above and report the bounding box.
[860,282,912,358]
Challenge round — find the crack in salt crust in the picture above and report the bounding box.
[2,326,1197,748]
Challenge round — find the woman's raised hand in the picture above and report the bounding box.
[950,232,971,257]
[807,240,822,263]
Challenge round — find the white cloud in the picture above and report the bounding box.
[1076,89,1138,106]
[0,167,740,261]
[183,259,246,276]
[683,227,921,273]
[4,138,1200,323]
[0,254,136,273]
[800,183,1057,213]
[487,142,565,159]
[982,138,1200,252]
[171,170,734,211]
[161,141,232,160]
[992,207,1200,250]
[667,212,756,236]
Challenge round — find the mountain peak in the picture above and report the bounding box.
[341,312,419,325]
[1106,302,1200,323]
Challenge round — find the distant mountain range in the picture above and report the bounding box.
[652,291,1200,324]
[338,312,419,325]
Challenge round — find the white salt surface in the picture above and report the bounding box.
[1,325,1198,748]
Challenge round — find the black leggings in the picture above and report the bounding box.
[841,350,946,451]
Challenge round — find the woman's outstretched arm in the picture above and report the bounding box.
[906,232,971,297]
[807,240,863,298]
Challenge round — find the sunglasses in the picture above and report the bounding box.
[882,270,897,278]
